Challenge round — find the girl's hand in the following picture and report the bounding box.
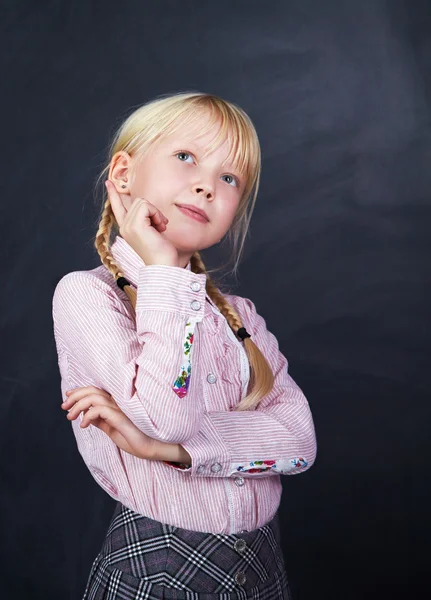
[105,180,179,267]
[61,386,192,464]
[61,386,155,459]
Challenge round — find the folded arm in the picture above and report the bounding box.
[52,265,208,443]
[165,296,317,478]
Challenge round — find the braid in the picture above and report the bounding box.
[190,253,274,412]
[94,198,138,311]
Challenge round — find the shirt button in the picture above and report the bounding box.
[210,463,222,473]
[234,539,247,553]
[207,373,217,384]
[234,571,247,586]
[196,465,205,474]
[233,476,245,487]
[190,300,201,311]
[190,281,201,292]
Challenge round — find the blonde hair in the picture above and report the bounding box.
[93,91,274,411]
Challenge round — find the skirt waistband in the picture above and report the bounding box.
[83,502,290,600]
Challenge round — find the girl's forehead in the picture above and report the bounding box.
[163,133,229,152]
[166,121,227,146]
[166,109,232,145]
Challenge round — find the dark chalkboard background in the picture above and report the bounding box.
[1,1,429,598]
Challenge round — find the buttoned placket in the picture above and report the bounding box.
[192,296,251,534]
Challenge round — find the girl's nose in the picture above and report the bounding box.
[193,185,214,200]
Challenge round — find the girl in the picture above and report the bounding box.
[52,91,317,600]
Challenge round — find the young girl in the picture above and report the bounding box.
[52,91,317,600]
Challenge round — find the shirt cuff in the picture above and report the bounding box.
[136,265,207,317]
[163,414,310,477]
[171,413,231,477]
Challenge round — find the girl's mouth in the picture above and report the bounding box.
[176,205,209,223]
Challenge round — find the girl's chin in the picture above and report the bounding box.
[163,231,209,248]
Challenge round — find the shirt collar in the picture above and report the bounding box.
[110,235,214,305]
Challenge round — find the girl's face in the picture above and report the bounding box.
[111,111,244,267]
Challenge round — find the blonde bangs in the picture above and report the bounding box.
[189,97,260,187]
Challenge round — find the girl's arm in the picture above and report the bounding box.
[52,265,208,444]
[163,296,317,479]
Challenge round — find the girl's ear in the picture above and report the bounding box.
[109,151,132,194]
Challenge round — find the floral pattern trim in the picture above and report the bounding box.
[163,461,191,471]
[232,457,309,475]
[172,318,197,398]
[164,457,309,475]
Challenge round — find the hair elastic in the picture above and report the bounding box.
[237,327,251,341]
[116,276,131,290]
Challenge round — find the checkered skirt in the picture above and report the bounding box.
[82,502,292,600]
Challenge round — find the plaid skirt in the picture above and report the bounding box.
[82,502,292,600]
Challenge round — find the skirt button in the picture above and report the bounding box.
[234,538,247,553]
[234,571,247,586]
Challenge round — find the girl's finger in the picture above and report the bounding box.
[62,387,111,407]
[117,196,169,239]
[148,204,168,225]
[148,206,168,225]
[66,394,113,421]
[125,198,167,230]
[80,405,126,432]
[80,405,114,428]
[66,394,114,420]
[105,180,127,228]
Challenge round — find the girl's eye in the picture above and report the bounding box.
[176,151,194,164]
[176,151,239,188]
[221,174,239,188]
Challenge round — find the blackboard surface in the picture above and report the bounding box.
[1,1,429,598]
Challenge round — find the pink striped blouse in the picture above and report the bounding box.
[52,235,317,535]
